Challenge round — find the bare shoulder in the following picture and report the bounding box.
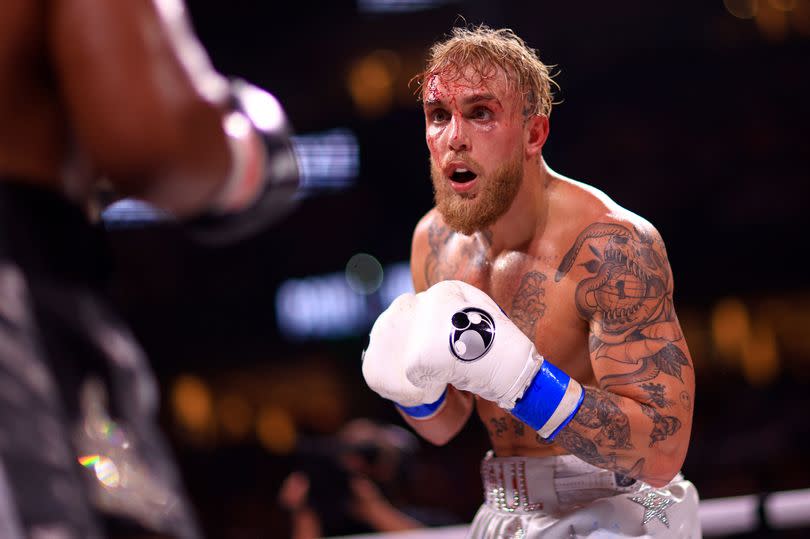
[554,175,654,229]
[553,176,665,245]
[551,177,672,301]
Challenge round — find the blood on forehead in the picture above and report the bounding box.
[424,63,513,105]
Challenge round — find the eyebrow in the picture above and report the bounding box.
[424,93,501,108]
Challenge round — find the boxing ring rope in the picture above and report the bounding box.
[331,487,810,538]
[699,488,810,536]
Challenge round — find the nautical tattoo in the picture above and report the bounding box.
[573,391,633,449]
[556,222,692,389]
[510,271,547,338]
[639,403,682,447]
[640,382,673,407]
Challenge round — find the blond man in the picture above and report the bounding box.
[363,26,701,538]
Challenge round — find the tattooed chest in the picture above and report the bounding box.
[422,223,587,361]
[430,258,551,339]
[424,239,488,289]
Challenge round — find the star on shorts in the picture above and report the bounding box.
[629,490,675,528]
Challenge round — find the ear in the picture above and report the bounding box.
[524,115,549,158]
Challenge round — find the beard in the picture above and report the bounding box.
[431,149,524,236]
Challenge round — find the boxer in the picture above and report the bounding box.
[363,25,701,538]
[0,0,297,537]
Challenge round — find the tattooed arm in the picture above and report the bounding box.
[554,220,695,488]
[393,210,474,445]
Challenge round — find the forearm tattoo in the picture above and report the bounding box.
[556,428,604,463]
[573,390,633,449]
[639,403,682,447]
[556,429,645,478]
[639,382,672,407]
[557,390,657,478]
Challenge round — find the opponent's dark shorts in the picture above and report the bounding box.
[0,181,200,538]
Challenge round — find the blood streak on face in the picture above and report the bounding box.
[424,66,526,235]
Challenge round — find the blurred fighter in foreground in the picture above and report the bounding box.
[363,26,700,538]
[0,0,297,537]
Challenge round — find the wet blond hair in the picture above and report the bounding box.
[412,25,557,118]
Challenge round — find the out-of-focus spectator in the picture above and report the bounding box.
[279,418,460,538]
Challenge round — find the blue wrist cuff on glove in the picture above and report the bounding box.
[510,360,584,440]
[396,388,448,419]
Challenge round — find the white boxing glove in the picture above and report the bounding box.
[361,293,448,409]
[405,280,540,407]
[362,280,584,439]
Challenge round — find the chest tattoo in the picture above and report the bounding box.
[424,222,492,286]
[424,222,454,286]
[509,271,547,338]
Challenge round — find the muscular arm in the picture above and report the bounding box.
[554,221,695,487]
[400,211,474,445]
[48,0,231,215]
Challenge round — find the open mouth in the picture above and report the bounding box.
[450,169,478,183]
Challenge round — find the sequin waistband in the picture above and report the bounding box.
[480,452,641,514]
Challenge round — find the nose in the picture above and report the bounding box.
[448,115,469,152]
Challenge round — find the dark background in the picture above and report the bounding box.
[106,1,810,537]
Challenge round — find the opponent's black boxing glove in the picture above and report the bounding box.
[185,79,300,244]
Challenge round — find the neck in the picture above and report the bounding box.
[482,155,551,255]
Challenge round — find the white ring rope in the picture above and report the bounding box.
[329,488,810,538]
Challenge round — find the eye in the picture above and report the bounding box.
[470,107,493,121]
[429,108,449,123]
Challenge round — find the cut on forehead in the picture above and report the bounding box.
[412,25,557,117]
[424,63,510,105]
[426,62,510,95]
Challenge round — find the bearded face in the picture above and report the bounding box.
[423,66,530,235]
[430,146,523,235]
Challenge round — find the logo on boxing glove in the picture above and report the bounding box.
[449,308,495,362]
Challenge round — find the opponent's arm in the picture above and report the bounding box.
[49,0,298,229]
[553,221,695,487]
[364,212,474,446]
[49,0,231,215]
